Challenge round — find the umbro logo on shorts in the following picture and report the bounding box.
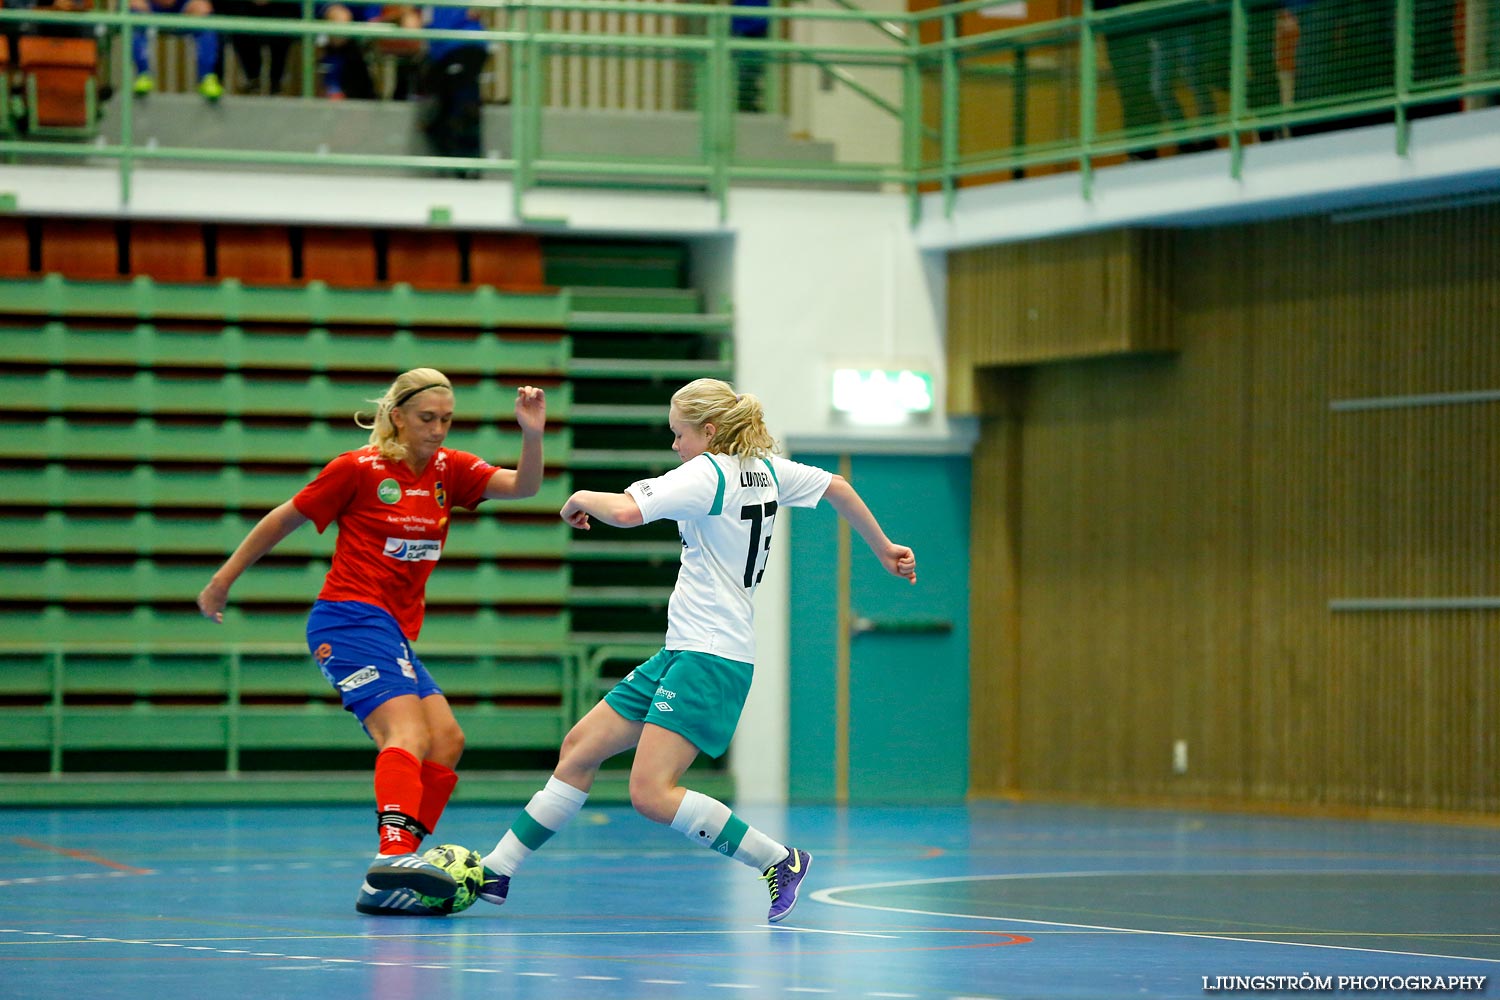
[654,701,674,712]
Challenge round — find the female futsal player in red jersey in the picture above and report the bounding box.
[197,367,546,914]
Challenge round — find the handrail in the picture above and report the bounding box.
[816,0,907,45]
[1,0,1496,221]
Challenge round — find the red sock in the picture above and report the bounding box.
[373,746,425,856]
[417,760,459,837]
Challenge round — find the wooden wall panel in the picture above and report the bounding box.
[968,373,1025,796]
[962,204,1500,816]
[947,229,1173,402]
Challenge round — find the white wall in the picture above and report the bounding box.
[724,189,955,804]
[786,0,906,171]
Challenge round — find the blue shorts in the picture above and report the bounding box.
[306,599,441,723]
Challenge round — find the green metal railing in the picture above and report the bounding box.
[1,0,1496,221]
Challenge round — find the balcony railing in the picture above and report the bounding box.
[0,0,1495,221]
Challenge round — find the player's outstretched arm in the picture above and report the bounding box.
[822,475,917,584]
[484,386,547,500]
[560,490,644,531]
[197,500,310,623]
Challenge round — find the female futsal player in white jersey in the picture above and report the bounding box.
[478,377,917,923]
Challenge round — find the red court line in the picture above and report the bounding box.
[12,837,155,875]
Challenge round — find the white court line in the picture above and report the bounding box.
[755,925,897,939]
[809,870,1500,965]
[49,928,864,944]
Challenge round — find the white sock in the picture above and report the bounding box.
[482,775,587,876]
[669,789,787,871]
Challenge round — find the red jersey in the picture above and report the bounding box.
[293,445,497,640]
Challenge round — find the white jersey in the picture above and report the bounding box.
[626,453,833,663]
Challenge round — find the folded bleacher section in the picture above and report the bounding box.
[0,217,733,803]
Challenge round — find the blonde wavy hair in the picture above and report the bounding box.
[670,378,779,460]
[355,367,454,462]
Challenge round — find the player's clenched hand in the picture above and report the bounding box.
[560,495,592,530]
[197,580,229,623]
[881,544,917,584]
[514,386,546,435]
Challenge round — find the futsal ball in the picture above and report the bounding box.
[420,843,485,914]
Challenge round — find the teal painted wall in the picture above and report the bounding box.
[788,453,971,803]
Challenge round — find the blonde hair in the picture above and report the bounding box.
[670,378,778,459]
[355,367,454,462]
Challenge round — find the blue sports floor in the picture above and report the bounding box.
[2,801,1497,999]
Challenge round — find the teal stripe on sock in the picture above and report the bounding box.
[710,813,748,857]
[511,810,556,851]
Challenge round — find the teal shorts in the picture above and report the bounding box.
[604,648,753,759]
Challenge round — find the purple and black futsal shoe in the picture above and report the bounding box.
[477,866,510,906]
[762,847,812,923]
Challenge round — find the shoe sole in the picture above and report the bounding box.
[366,864,458,901]
[356,901,446,916]
[356,881,447,916]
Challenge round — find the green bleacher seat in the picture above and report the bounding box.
[3,417,571,466]
[0,275,570,328]
[0,322,570,376]
[0,464,571,514]
[0,372,574,421]
[0,511,569,559]
[0,559,569,605]
[0,607,570,646]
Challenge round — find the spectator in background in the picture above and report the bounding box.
[1290,0,1459,135]
[1244,0,1288,140]
[730,0,769,113]
[419,2,486,173]
[130,0,223,101]
[1147,2,1218,153]
[219,0,294,94]
[319,1,419,99]
[1096,0,1167,159]
[1410,0,1460,118]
